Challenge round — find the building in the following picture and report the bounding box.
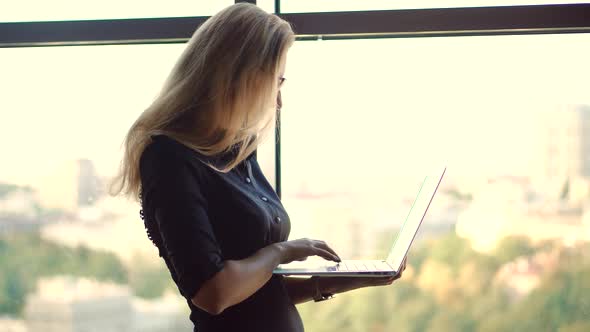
[36,159,103,213]
[23,276,193,332]
[0,187,38,219]
[0,317,26,332]
[132,292,192,332]
[77,159,104,207]
[456,176,589,252]
[0,186,42,234]
[24,276,133,332]
[539,104,590,203]
[283,188,378,259]
[494,249,559,301]
[282,178,463,261]
[40,196,156,263]
[456,176,531,251]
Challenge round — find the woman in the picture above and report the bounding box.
[111,3,405,331]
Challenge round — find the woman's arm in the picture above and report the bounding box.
[192,239,340,315]
[283,276,388,305]
[192,244,282,315]
[284,258,408,305]
[283,277,315,304]
[284,275,402,305]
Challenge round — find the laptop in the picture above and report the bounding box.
[273,167,446,277]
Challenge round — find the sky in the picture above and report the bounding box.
[1,9,589,197]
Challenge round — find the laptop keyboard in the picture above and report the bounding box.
[326,260,391,272]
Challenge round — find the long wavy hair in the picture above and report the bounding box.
[110,3,294,200]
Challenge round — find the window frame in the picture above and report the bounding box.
[1,0,589,197]
[2,3,588,47]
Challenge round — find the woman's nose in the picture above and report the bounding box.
[276,90,282,111]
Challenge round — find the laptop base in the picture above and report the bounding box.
[273,260,396,277]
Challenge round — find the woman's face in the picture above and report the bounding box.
[275,52,288,111]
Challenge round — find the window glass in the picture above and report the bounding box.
[0,0,233,22]
[0,43,275,331]
[257,0,276,13]
[280,33,590,331]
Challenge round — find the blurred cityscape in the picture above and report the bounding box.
[1,104,590,331]
[286,104,590,256]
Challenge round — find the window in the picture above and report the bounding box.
[0,44,275,331]
[280,33,590,331]
[256,0,276,13]
[2,2,589,332]
[0,44,276,185]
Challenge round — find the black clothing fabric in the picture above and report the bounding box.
[139,135,303,332]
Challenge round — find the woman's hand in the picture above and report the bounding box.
[320,257,407,295]
[275,238,341,264]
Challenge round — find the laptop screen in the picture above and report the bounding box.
[386,168,446,272]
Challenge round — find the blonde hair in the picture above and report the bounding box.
[110,3,294,200]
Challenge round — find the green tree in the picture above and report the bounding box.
[0,182,20,198]
[494,235,536,264]
[296,234,590,332]
[425,309,475,332]
[0,232,128,316]
[476,312,514,332]
[428,233,479,273]
[559,322,590,332]
[127,253,175,299]
[505,265,590,332]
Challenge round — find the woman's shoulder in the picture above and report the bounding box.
[139,136,213,209]
[140,135,208,175]
[143,134,182,157]
[146,134,215,161]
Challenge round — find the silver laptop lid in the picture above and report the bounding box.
[386,167,446,272]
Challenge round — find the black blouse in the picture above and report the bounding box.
[139,135,303,332]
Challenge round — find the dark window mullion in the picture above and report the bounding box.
[282,4,590,38]
[2,4,589,47]
[0,16,209,48]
